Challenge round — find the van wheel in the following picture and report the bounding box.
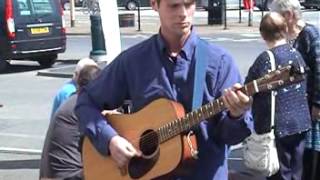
[37,54,57,68]
[0,60,9,73]
[63,2,70,10]
[126,1,137,10]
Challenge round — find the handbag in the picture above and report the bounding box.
[242,50,280,177]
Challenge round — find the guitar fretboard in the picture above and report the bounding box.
[156,81,258,143]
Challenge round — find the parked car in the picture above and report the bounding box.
[60,0,83,10]
[301,0,320,9]
[117,0,150,10]
[255,0,309,11]
[0,0,66,72]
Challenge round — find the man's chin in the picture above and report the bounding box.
[175,27,191,36]
[183,27,192,35]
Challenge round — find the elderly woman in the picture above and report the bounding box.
[270,0,320,180]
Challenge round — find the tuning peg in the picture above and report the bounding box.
[301,65,310,73]
[300,66,305,73]
[290,65,307,75]
[290,76,295,82]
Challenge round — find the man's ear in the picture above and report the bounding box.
[150,0,158,11]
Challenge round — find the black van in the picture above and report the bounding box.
[0,0,66,72]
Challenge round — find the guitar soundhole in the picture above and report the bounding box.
[128,130,160,179]
[140,130,159,155]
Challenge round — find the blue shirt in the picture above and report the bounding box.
[75,29,252,180]
[51,80,77,118]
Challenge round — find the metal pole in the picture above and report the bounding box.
[208,0,214,25]
[261,0,265,17]
[248,0,253,26]
[70,0,76,27]
[261,1,264,17]
[137,0,141,31]
[239,0,242,23]
[86,0,107,61]
[89,14,107,61]
[223,0,227,29]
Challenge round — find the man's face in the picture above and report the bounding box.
[151,0,196,37]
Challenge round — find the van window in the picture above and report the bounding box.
[16,0,54,16]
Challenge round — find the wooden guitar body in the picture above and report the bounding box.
[82,98,196,180]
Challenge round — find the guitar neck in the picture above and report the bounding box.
[157,81,258,143]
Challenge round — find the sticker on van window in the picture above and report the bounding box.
[20,11,31,15]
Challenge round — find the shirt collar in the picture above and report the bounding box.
[156,27,197,61]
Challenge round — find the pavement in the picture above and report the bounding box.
[41,9,262,77]
[64,9,262,36]
[64,19,260,36]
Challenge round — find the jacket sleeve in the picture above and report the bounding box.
[75,55,128,156]
[308,29,320,107]
[207,52,253,145]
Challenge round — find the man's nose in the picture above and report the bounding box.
[179,6,188,18]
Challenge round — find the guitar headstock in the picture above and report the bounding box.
[255,65,306,93]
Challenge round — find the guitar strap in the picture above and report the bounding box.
[266,50,276,131]
[192,39,208,109]
[187,39,209,159]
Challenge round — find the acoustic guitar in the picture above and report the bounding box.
[82,65,306,180]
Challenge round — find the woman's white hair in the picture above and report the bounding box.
[270,0,302,19]
[73,57,97,80]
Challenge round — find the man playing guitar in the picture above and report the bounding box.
[75,0,252,179]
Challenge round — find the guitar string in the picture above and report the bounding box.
[134,68,295,149]
[122,103,219,149]
[141,109,212,146]
[114,74,281,150]
[120,88,250,148]
[120,115,198,149]
[122,82,262,148]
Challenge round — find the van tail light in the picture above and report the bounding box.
[5,0,15,39]
[60,4,66,34]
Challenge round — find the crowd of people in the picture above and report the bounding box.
[39,0,320,179]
